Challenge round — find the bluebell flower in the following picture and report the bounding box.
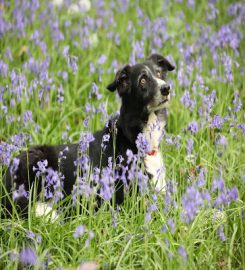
[233,90,242,112]
[101,134,110,151]
[180,91,196,111]
[0,58,8,77]
[10,157,20,178]
[79,132,94,154]
[44,168,64,203]
[67,55,78,74]
[167,218,176,233]
[89,82,102,100]
[97,54,107,65]
[181,186,203,223]
[186,138,194,156]
[19,247,38,266]
[178,245,187,262]
[210,115,224,129]
[187,121,199,134]
[33,159,48,177]
[136,133,150,157]
[73,225,86,238]
[217,225,226,241]
[13,184,29,201]
[62,45,69,58]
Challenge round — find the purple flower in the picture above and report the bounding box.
[233,90,242,112]
[83,116,90,128]
[136,133,150,157]
[167,180,177,194]
[73,225,86,238]
[99,166,115,201]
[178,65,190,88]
[217,225,226,241]
[23,110,33,126]
[101,133,110,151]
[44,168,64,203]
[212,177,225,192]
[85,231,95,247]
[13,184,28,201]
[57,84,64,103]
[180,91,196,111]
[79,132,94,154]
[19,247,38,266]
[167,218,176,233]
[0,58,8,77]
[181,186,203,223]
[97,54,107,65]
[213,187,238,208]
[222,52,233,83]
[89,62,95,74]
[178,245,187,262]
[202,90,217,120]
[136,170,148,194]
[33,159,48,177]
[161,224,168,233]
[67,55,78,74]
[145,202,157,223]
[26,230,35,241]
[134,40,145,59]
[4,47,13,61]
[10,157,20,177]
[110,207,118,228]
[197,168,207,187]
[210,115,224,129]
[227,187,238,201]
[187,121,199,134]
[186,138,194,156]
[89,82,102,100]
[215,134,228,147]
[62,45,69,58]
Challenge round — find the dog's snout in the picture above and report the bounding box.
[160,84,170,96]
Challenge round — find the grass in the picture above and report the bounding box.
[0,0,244,269]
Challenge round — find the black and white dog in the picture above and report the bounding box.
[2,53,175,218]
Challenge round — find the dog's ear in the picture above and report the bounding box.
[107,65,131,96]
[147,54,175,72]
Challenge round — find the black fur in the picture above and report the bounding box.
[1,54,175,217]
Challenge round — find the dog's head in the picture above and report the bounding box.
[107,54,175,112]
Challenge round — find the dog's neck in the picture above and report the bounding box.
[118,103,167,150]
[143,109,167,153]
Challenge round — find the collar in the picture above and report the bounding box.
[147,149,158,156]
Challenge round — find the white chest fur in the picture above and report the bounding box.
[143,112,165,150]
[143,112,166,191]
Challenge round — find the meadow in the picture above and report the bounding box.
[0,0,244,269]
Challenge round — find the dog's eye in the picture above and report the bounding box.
[140,77,146,86]
[156,71,161,78]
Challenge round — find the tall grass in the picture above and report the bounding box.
[0,0,244,269]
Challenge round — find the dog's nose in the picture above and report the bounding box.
[160,84,170,96]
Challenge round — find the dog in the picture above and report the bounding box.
[2,53,175,218]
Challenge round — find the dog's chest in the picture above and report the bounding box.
[142,111,166,191]
[143,112,165,151]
